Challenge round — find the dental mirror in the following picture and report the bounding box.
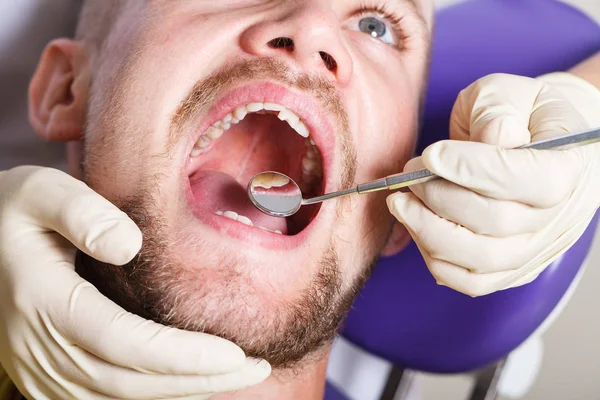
[247,169,422,218]
[248,127,600,218]
[247,172,305,217]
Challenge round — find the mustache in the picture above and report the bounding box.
[168,57,356,189]
[171,57,349,133]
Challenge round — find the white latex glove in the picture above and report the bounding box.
[388,72,600,297]
[0,166,271,400]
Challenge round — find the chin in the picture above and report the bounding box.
[75,220,352,368]
[75,76,373,368]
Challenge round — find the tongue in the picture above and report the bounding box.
[190,170,288,234]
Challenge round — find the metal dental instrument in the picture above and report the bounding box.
[248,127,600,218]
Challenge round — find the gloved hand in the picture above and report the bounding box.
[388,72,600,296]
[0,166,271,400]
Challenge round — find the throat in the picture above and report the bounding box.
[188,114,306,188]
[187,112,324,236]
[212,352,330,400]
[234,131,266,182]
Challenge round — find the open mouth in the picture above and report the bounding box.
[185,84,329,240]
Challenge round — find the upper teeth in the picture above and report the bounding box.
[191,102,311,156]
[252,173,290,189]
[191,101,323,196]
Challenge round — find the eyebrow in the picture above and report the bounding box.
[392,0,431,32]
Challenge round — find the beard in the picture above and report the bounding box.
[75,58,380,368]
[75,193,377,368]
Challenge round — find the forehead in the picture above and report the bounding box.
[139,0,432,27]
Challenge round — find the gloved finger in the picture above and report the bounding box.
[505,272,538,289]
[421,140,583,209]
[19,380,114,400]
[56,279,256,376]
[5,345,115,400]
[387,192,552,274]
[53,344,269,400]
[421,250,525,297]
[404,158,563,237]
[7,366,84,400]
[537,72,600,128]
[8,166,142,266]
[450,87,531,147]
[449,73,588,145]
[527,84,589,141]
[426,247,541,296]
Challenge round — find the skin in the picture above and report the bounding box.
[29,0,433,398]
[571,51,600,90]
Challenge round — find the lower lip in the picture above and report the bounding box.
[182,178,321,251]
[180,82,334,250]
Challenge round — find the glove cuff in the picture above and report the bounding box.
[537,72,600,127]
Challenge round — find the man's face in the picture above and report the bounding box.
[76,0,431,367]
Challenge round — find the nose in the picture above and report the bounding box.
[240,3,353,85]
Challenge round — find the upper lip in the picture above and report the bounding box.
[185,80,337,192]
[180,80,340,249]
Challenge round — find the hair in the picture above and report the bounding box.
[75,0,126,51]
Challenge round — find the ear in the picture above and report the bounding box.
[380,221,411,257]
[29,39,90,142]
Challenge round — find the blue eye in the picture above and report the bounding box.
[360,17,387,38]
[351,15,397,45]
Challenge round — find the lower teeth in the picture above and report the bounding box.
[215,211,282,234]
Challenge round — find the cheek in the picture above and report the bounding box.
[334,191,394,269]
[81,19,244,198]
[83,65,188,201]
[356,93,419,180]
[349,60,421,180]
[83,122,171,203]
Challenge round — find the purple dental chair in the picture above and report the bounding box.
[325,1,600,399]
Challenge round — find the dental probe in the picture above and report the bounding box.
[248,127,600,218]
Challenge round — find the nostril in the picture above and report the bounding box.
[268,37,295,51]
[265,39,337,73]
[319,51,337,72]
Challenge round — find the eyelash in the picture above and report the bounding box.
[355,3,407,47]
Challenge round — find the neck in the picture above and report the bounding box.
[213,347,330,400]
